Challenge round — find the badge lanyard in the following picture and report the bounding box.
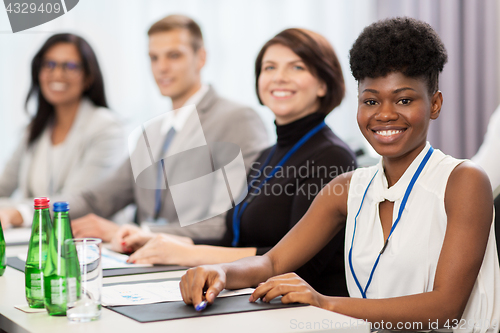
[349,146,434,298]
[231,121,326,247]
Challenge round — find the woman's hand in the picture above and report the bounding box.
[126,233,194,265]
[180,265,227,308]
[111,224,154,253]
[249,273,327,309]
[71,213,119,242]
[0,208,23,229]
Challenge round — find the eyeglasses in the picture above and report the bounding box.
[41,60,83,75]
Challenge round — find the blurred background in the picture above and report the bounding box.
[0,0,498,171]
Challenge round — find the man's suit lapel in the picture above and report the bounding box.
[163,86,218,173]
[166,107,206,159]
[195,85,217,118]
[159,86,218,223]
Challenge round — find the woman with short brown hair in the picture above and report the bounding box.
[113,28,356,296]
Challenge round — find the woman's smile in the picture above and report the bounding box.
[370,126,408,144]
[270,89,295,99]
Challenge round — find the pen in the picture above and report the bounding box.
[195,300,208,312]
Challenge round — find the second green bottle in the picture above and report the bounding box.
[44,202,80,316]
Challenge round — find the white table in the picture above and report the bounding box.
[0,245,370,333]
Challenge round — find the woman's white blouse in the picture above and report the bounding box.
[345,142,500,332]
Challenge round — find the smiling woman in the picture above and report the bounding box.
[257,44,326,125]
[0,33,126,228]
[111,28,356,297]
[357,73,442,174]
[179,18,500,333]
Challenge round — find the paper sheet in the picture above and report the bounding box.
[100,248,152,269]
[102,280,254,306]
[4,227,31,245]
[14,304,46,313]
[17,248,152,270]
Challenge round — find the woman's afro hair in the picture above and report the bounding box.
[349,17,448,93]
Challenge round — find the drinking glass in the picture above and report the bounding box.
[65,238,102,322]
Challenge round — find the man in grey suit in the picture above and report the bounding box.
[70,15,268,242]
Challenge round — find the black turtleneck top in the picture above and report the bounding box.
[209,112,356,296]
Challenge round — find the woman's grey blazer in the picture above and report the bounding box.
[0,98,127,222]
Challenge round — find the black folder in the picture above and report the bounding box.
[107,294,307,323]
[6,257,187,277]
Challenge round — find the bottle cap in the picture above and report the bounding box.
[53,202,70,212]
[34,197,50,209]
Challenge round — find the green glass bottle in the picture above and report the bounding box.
[44,201,79,316]
[25,197,52,308]
[0,220,6,276]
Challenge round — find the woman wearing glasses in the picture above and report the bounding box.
[0,33,125,227]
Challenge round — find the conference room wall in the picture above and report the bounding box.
[1,0,496,174]
[0,0,377,174]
